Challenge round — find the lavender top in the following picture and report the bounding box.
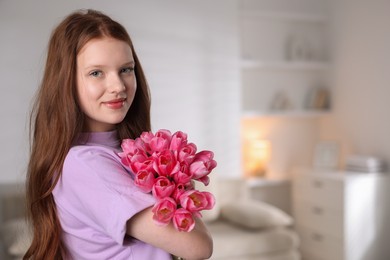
[53,131,171,260]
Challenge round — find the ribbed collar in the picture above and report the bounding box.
[75,130,120,149]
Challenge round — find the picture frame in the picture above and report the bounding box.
[312,141,340,170]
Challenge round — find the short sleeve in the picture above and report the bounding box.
[53,145,156,245]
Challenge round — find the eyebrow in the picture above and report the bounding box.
[84,61,135,70]
[123,61,136,66]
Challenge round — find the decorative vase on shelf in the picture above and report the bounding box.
[304,87,330,110]
[285,33,313,61]
[269,91,293,111]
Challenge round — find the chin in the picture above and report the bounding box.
[110,117,127,125]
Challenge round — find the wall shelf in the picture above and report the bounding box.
[242,109,331,119]
[240,6,331,116]
[241,59,330,71]
[240,10,328,23]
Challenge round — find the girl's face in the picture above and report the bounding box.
[76,37,136,132]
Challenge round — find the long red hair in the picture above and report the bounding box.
[24,9,151,259]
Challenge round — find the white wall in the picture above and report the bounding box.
[0,0,241,183]
[320,0,390,167]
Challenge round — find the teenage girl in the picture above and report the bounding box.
[25,9,212,260]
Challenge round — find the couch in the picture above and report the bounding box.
[200,177,301,260]
[0,179,300,260]
[0,183,28,260]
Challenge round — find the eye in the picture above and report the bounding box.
[89,70,103,77]
[120,67,135,74]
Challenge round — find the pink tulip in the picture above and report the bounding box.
[146,129,172,152]
[121,149,145,168]
[149,136,170,153]
[197,176,210,186]
[169,131,188,151]
[173,208,195,232]
[155,129,172,142]
[140,131,154,144]
[177,143,197,164]
[189,151,217,181]
[134,170,155,193]
[120,139,138,155]
[179,190,215,213]
[172,181,196,202]
[140,131,155,153]
[119,139,148,164]
[152,197,177,225]
[172,183,186,202]
[119,140,139,166]
[129,151,154,174]
[172,162,193,184]
[135,138,147,152]
[153,150,180,177]
[152,176,176,199]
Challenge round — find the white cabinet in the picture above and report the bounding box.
[292,169,390,260]
[239,3,331,118]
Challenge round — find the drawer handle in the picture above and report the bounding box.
[311,232,324,242]
[312,206,324,215]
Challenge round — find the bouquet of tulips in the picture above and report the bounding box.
[119,129,216,232]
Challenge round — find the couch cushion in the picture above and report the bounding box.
[0,218,32,257]
[220,200,293,229]
[211,250,301,260]
[207,221,299,259]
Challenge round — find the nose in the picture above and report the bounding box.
[107,73,125,93]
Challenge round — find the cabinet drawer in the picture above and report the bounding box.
[293,175,344,210]
[296,225,344,260]
[293,199,343,238]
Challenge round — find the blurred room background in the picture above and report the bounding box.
[2,0,390,183]
[1,0,390,259]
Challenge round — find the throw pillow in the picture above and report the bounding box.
[220,199,293,229]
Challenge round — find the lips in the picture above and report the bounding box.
[104,98,126,109]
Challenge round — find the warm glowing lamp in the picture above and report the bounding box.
[244,139,271,178]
